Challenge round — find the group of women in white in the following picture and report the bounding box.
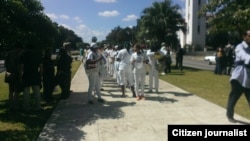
[84,37,165,104]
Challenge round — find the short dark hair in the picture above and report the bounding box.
[92,36,97,42]
[134,43,141,49]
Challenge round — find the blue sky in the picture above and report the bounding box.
[40,0,185,43]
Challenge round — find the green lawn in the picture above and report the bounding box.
[160,67,250,120]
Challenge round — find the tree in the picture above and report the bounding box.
[200,0,250,38]
[136,0,185,49]
[0,0,58,50]
[0,0,84,54]
[105,26,136,45]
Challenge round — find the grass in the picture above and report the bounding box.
[160,66,250,120]
[0,60,81,141]
[0,62,249,140]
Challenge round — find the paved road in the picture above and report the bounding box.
[183,56,215,71]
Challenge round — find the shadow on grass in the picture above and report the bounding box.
[0,92,64,141]
[0,100,57,140]
[168,66,207,73]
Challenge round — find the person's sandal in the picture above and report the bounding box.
[136,96,141,101]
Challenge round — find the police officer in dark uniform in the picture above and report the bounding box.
[4,42,23,110]
[55,44,73,99]
[175,44,184,71]
[42,48,55,103]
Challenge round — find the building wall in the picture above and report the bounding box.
[184,0,206,50]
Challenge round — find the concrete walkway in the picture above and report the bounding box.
[37,63,250,141]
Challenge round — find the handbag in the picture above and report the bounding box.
[84,61,98,74]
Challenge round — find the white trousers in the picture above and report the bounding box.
[87,71,102,101]
[118,68,134,86]
[133,68,146,96]
[114,61,120,84]
[148,66,159,92]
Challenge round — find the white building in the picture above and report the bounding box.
[179,0,206,51]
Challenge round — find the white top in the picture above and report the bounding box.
[230,41,250,88]
[130,52,145,70]
[146,49,163,69]
[117,48,132,70]
[160,46,167,55]
[110,50,118,58]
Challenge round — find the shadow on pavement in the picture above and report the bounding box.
[39,92,136,141]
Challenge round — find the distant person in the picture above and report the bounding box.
[106,44,113,75]
[42,48,55,103]
[98,44,107,91]
[108,45,116,76]
[146,44,163,93]
[111,45,119,79]
[165,46,172,73]
[54,46,73,100]
[131,43,146,100]
[4,42,23,110]
[142,44,150,75]
[79,47,84,61]
[226,30,250,122]
[175,44,184,71]
[214,47,224,75]
[20,44,43,112]
[160,43,172,74]
[113,45,121,84]
[160,42,167,75]
[224,43,234,75]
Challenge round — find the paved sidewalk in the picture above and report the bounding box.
[37,64,250,141]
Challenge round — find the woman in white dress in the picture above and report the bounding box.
[131,44,147,100]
